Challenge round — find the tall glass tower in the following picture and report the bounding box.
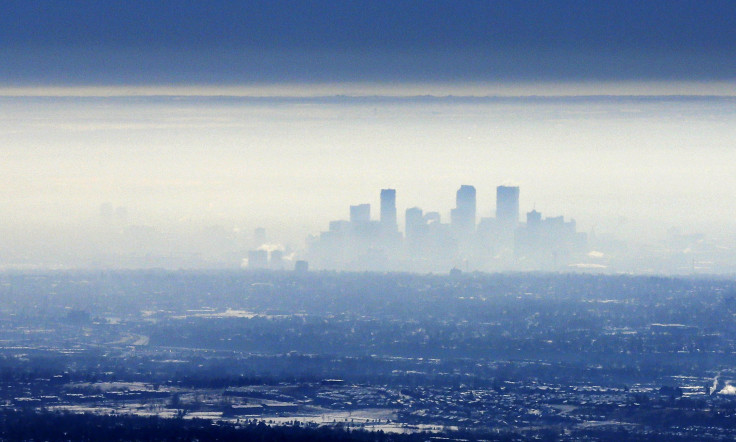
[380,188,397,232]
[496,185,520,229]
[451,185,476,236]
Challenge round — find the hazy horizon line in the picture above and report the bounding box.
[2,81,735,99]
[3,93,736,102]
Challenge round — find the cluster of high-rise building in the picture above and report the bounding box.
[306,186,587,272]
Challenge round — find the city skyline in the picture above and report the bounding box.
[1,158,735,274]
[302,184,588,273]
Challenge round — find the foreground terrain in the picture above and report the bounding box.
[2,270,736,440]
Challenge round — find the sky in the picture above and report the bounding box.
[1,1,736,268]
[1,0,735,86]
